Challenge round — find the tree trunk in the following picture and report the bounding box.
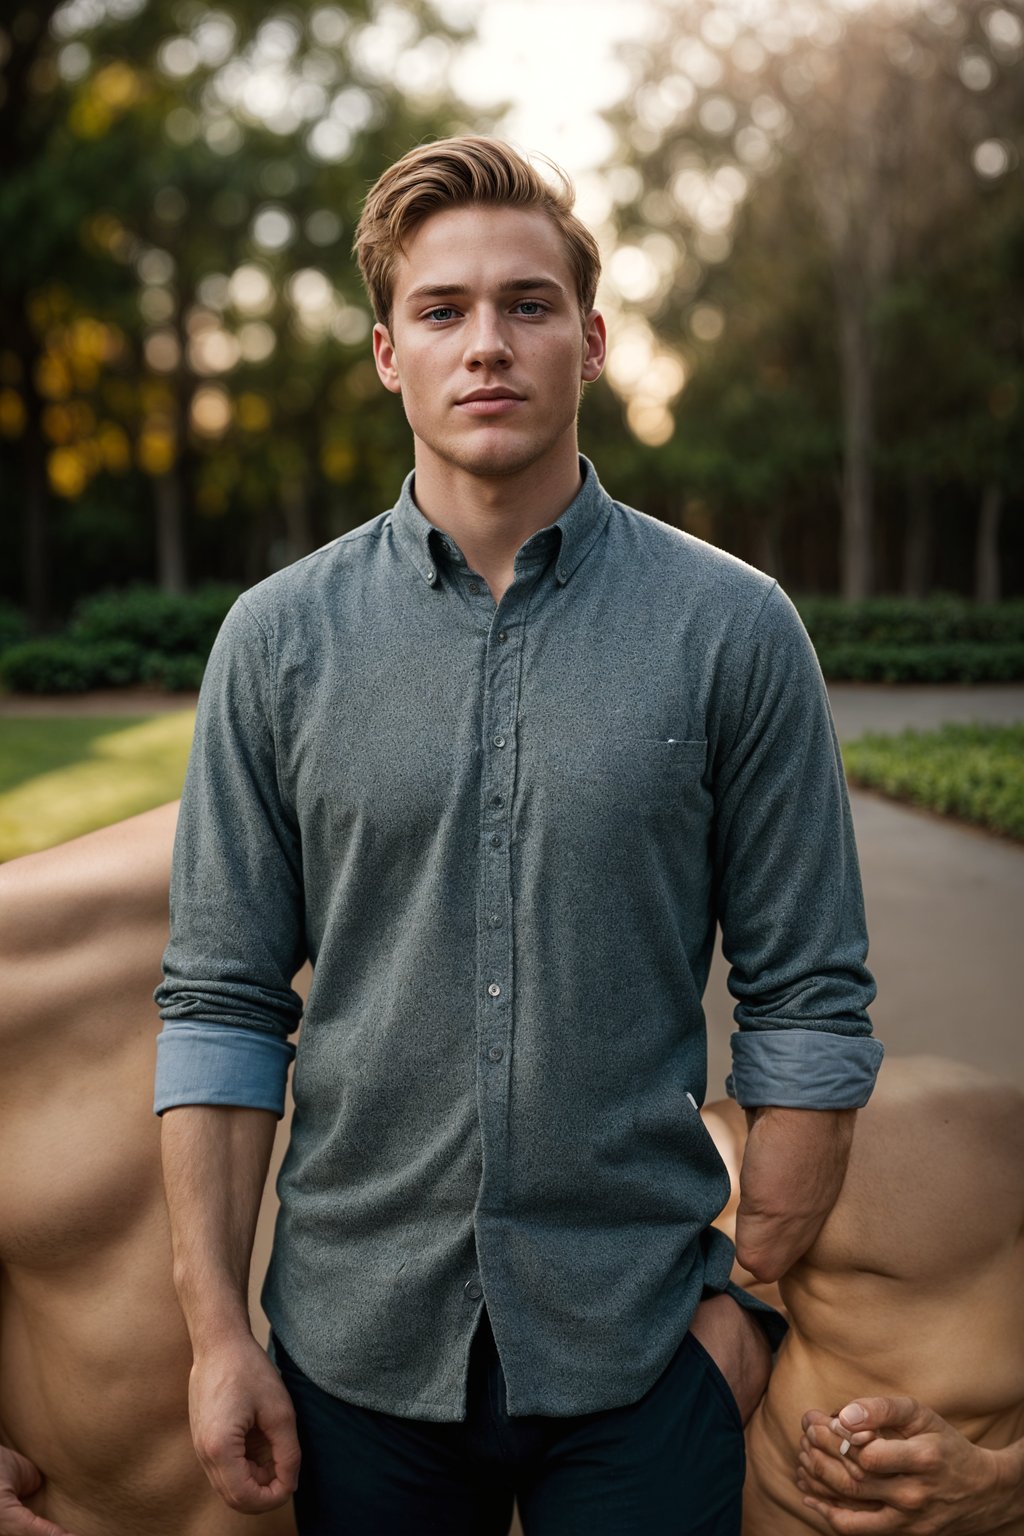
[22,369,50,633]
[903,474,931,599]
[754,516,784,583]
[974,483,1002,603]
[281,479,313,566]
[155,472,186,594]
[837,296,874,600]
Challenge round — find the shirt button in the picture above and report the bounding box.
[468,581,481,594]
[489,913,503,928]
[464,1279,483,1301]
[490,793,504,808]
[498,630,509,643]
[488,1045,504,1062]
[487,982,501,998]
[489,833,502,848]
[492,734,506,749]
[424,568,435,583]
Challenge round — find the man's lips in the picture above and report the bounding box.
[455,390,525,415]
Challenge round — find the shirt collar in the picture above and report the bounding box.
[389,456,612,589]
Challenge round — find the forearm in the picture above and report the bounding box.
[736,1105,856,1281]
[161,1105,277,1353]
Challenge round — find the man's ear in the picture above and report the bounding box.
[581,309,607,384]
[373,322,402,395]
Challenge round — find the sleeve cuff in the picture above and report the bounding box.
[154,1021,296,1117]
[726,1029,884,1109]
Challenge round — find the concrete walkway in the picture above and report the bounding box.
[705,683,1024,1094]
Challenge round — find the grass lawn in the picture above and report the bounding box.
[0,712,195,860]
[844,723,1024,842]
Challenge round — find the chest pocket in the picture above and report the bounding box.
[534,737,710,842]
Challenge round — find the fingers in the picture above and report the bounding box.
[833,1396,934,1439]
[0,1493,79,1536]
[799,1493,907,1533]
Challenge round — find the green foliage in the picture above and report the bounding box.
[844,725,1024,841]
[0,602,28,655]
[140,652,207,691]
[796,597,1024,647]
[0,638,146,693]
[815,642,1024,683]
[71,584,239,655]
[797,597,1024,676]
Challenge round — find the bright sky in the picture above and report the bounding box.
[440,0,661,185]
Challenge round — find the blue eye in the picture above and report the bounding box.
[515,301,545,316]
[426,307,457,323]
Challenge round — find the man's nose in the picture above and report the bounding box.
[463,308,512,369]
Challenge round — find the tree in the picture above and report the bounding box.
[600,0,1024,596]
[0,0,484,624]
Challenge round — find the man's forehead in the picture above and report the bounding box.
[392,205,573,302]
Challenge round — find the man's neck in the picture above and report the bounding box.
[410,441,583,603]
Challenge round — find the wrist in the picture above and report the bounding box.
[987,1440,1024,1522]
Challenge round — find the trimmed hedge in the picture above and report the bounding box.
[70,584,239,655]
[0,585,239,693]
[0,602,28,656]
[797,595,1024,647]
[844,723,1024,841]
[814,642,1024,683]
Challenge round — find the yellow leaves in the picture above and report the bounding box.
[138,426,176,477]
[0,390,26,438]
[321,437,356,483]
[98,423,131,472]
[36,354,73,401]
[68,62,145,140]
[47,446,90,499]
[237,392,271,432]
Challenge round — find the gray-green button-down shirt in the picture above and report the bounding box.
[155,458,880,1421]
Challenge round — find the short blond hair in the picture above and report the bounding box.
[353,135,601,331]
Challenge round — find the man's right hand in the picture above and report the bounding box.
[188,1335,301,1513]
[0,1446,76,1536]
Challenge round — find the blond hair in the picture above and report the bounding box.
[353,135,601,331]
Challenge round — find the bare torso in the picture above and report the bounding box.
[0,806,296,1536]
[711,1059,1024,1535]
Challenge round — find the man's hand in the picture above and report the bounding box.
[0,1446,76,1536]
[735,1105,855,1282]
[688,1292,773,1424]
[796,1397,1024,1534]
[188,1334,300,1514]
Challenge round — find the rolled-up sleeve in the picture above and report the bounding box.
[154,596,307,1116]
[711,583,883,1109]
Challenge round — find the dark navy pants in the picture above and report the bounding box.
[272,1310,744,1534]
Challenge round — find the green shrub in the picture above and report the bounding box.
[0,639,146,693]
[815,642,1024,683]
[0,602,27,656]
[844,724,1024,841]
[140,652,207,691]
[797,595,1024,648]
[71,584,239,656]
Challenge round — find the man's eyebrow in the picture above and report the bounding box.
[403,277,567,304]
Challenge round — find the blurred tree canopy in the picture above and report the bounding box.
[599,0,1024,598]
[0,0,488,628]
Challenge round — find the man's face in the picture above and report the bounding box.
[372,204,606,483]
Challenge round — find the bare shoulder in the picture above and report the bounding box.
[0,802,179,956]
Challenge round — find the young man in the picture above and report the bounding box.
[155,137,882,1533]
[0,807,296,1536]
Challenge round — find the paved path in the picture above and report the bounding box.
[706,682,1024,1094]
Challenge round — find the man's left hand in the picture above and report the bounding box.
[735,1106,855,1282]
